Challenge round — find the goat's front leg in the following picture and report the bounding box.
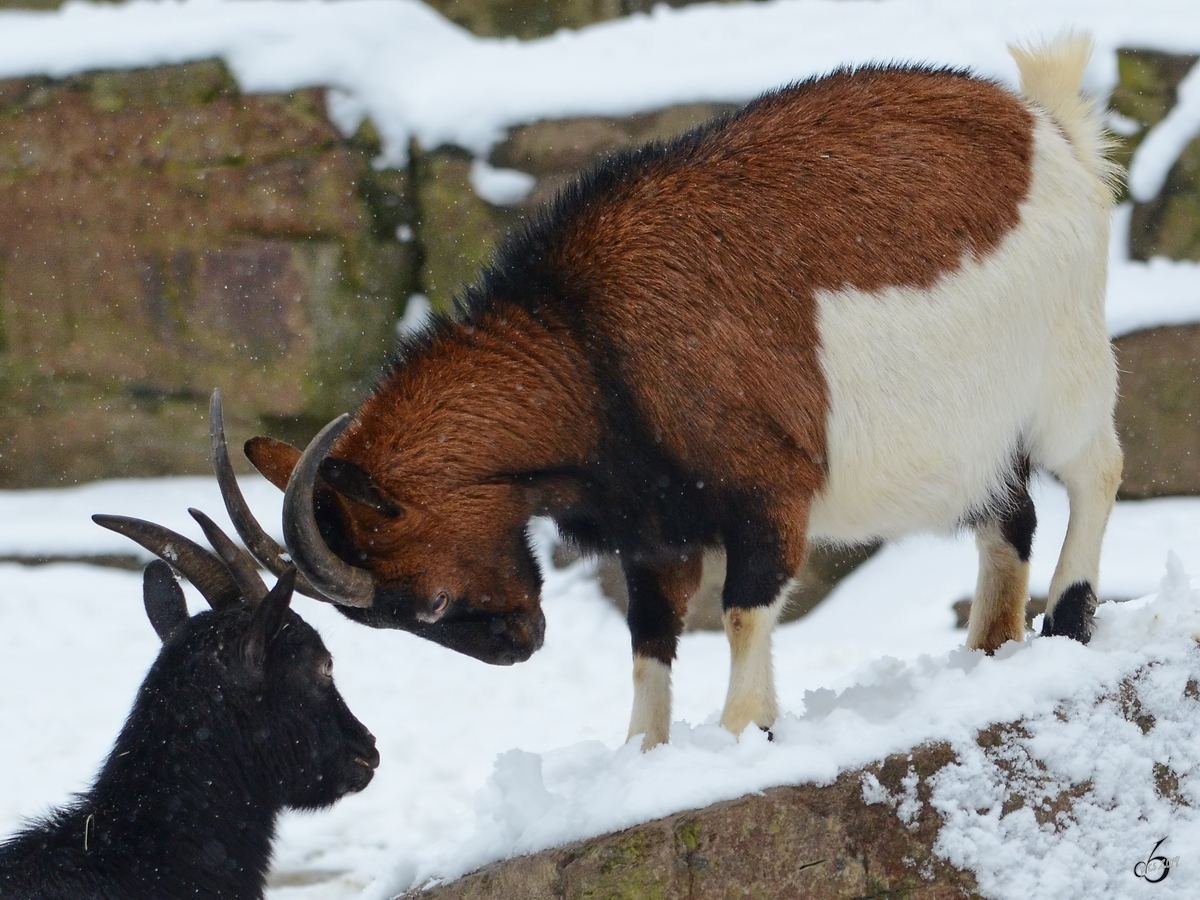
[720,515,806,736]
[624,553,702,749]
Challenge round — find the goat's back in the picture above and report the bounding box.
[479,58,1112,542]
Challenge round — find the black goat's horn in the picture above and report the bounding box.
[187,508,268,604]
[208,389,323,600]
[92,514,243,611]
[282,415,376,609]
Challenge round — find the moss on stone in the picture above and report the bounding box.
[414,144,517,314]
[557,829,673,900]
[0,63,418,485]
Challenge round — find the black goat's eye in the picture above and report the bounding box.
[319,658,334,679]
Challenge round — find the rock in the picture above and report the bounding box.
[414,144,519,313]
[1111,49,1200,259]
[0,62,416,486]
[400,743,977,900]
[419,0,717,40]
[1114,325,1200,498]
[422,0,623,40]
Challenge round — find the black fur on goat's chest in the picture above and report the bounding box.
[517,312,772,565]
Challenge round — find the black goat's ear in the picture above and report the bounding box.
[143,560,189,643]
[243,567,296,674]
[319,457,404,518]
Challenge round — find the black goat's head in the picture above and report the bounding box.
[95,504,379,813]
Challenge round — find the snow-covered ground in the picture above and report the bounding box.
[4,474,1200,898]
[4,0,1200,897]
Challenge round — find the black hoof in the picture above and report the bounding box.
[1041,581,1097,644]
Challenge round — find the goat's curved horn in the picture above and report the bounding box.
[282,415,375,609]
[92,514,243,611]
[187,508,268,604]
[208,389,323,600]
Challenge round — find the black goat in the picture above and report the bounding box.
[0,505,379,899]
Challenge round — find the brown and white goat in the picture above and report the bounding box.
[223,36,1122,749]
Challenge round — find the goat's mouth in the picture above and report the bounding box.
[426,607,546,665]
[341,748,379,794]
[339,599,547,665]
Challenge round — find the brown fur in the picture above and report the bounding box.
[260,66,1036,671]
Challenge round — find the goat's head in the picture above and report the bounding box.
[207,391,546,666]
[95,503,380,811]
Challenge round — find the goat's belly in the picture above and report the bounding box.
[806,267,1044,541]
[806,299,1035,541]
[807,264,1044,541]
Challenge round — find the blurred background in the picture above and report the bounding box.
[1,0,1198,622]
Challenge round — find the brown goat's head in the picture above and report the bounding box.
[210,391,546,666]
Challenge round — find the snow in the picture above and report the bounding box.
[1,0,1200,165]
[4,474,1200,898]
[3,1,1200,897]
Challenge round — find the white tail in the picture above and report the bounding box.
[1009,32,1120,202]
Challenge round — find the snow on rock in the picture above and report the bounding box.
[3,0,1200,164]
[5,477,1200,899]
[376,556,1200,899]
[1129,60,1200,204]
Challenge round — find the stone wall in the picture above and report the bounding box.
[1108,49,1200,497]
[0,62,415,486]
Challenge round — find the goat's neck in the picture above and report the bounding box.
[352,307,602,490]
[77,700,278,899]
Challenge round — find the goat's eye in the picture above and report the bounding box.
[319,658,334,679]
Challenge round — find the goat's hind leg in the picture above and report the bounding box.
[624,554,701,749]
[968,469,1037,653]
[1043,427,1122,643]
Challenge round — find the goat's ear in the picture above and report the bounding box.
[243,567,296,674]
[143,560,189,643]
[319,457,404,518]
[244,436,301,492]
